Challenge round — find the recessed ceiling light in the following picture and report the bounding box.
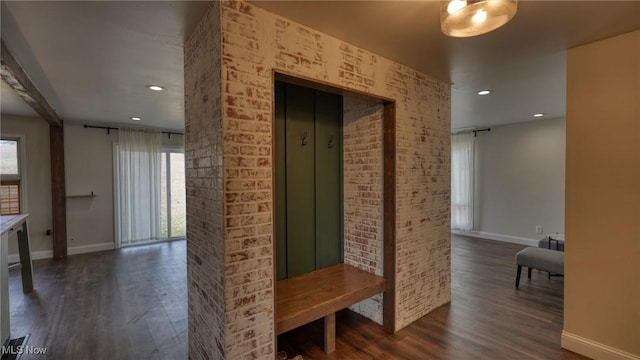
[131,117,141,121]
[146,85,165,91]
[533,113,545,118]
[477,90,492,96]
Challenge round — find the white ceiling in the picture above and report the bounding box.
[1,1,210,131]
[1,1,639,131]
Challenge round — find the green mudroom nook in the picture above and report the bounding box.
[275,81,343,280]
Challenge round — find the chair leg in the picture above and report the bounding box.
[516,265,522,288]
[528,267,532,279]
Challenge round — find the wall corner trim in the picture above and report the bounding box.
[67,242,115,256]
[7,242,115,263]
[452,230,539,247]
[561,331,640,360]
[8,250,53,263]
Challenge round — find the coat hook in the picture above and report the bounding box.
[301,131,308,146]
[328,136,334,148]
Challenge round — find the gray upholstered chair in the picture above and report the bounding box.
[536,235,564,278]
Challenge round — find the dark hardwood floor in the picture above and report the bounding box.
[8,241,187,360]
[7,235,587,359]
[279,235,587,360]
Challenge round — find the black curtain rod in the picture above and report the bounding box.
[453,127,491,137]
[472,128,490,137]
[83,124,184,138]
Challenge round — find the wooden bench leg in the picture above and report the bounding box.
[516,265,522,288]
[324,313,335,353]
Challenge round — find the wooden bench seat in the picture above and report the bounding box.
[276,263,386,353]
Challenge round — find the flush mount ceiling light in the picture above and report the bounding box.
[533,113,544,118]
[477,89,492,95]
[131,117,142,121]
[441,0,518,37]
[146,85,165,91]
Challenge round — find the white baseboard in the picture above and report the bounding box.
[452,230,539,247]
[7,242,115,262]
[562,331,640,360]
[67,242,115,256]
[8,250,52,263]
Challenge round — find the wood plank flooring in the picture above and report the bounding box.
[8,241,187,360]
[278,235,587,360]
[7,235,588,359]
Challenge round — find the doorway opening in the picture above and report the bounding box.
[273,72,398,335]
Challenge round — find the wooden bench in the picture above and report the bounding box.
[276,263,386,353]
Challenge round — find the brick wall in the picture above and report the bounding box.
[184,3,225,360]
[343,95,385,324]
[393,69,451,329]
[185,1,451,358]
[220,2,275,359]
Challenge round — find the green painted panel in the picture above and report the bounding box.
[314,91,343,269]
[285,84,316,277]
[275,81,287,281]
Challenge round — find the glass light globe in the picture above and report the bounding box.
[441,0,517,37]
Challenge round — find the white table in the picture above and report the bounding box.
[0,214,33,345]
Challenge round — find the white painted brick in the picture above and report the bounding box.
[185,1,451,358]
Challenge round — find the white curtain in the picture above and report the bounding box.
[114,129,162,247]
[451,132,474,231]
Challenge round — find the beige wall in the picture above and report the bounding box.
[64,121,118,251]
[473,118,565,242]
[1,115,52,256]
[563,29,640,358]
[65,121,185,252]
[1,117,185,257]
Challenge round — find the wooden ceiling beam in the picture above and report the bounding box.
[1,38,62,127]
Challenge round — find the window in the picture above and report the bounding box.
[0,139,19,175]
[451,133,474,231]
[0,139,22,215]
[160,148,186,238]
[113,130,186,248]
[114,130,163,247]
